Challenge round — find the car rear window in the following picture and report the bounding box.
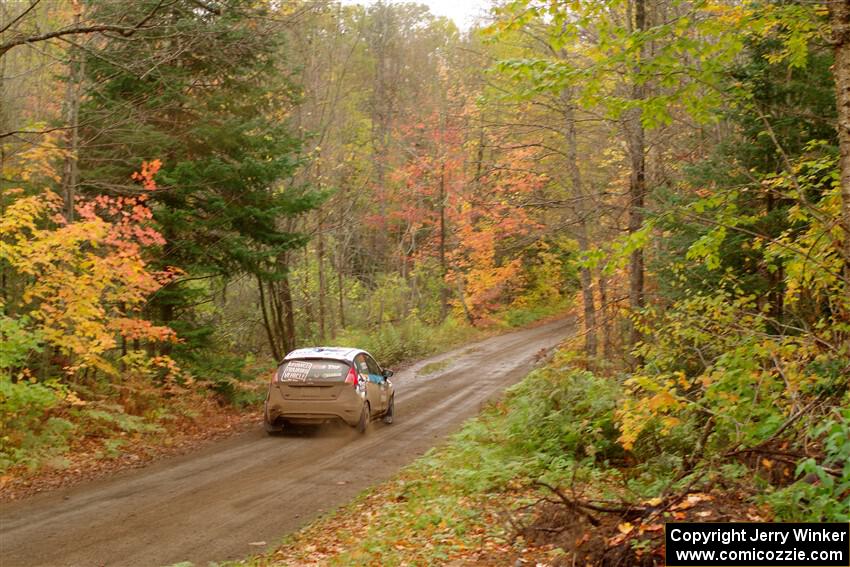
[277,359,350,383]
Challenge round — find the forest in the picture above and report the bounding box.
[1,0,849,563]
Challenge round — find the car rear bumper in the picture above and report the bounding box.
[265,389,363,427]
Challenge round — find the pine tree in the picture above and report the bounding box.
[76,0,321,350]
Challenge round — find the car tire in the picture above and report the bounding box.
[382,396,394,425]
[357,402,370,434]
[264,420,284,436]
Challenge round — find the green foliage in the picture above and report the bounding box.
[182,351,261,407]
[500,299,571,328]
[0,377,69,471]
[618,141,848,519]
[432,361,621,493]
[336,316,479,368]
[508,366,621,465]
[512,240,573,308]
[652,35,837,308]
[79,405,163,437]
[490,0,824,128]
[99,439,128,460]
[0,379,63,434]
[621,143,847,448]
[78,0,321,350]
[0,316,42,375]
[767,409,850,521]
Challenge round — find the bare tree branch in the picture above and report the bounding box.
[0,0,41,35]
[0,0,168,57]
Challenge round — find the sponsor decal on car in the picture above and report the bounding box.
[281,361,312,381]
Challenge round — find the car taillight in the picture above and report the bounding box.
[344,367,358,387]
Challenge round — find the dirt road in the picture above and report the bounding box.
[0,318,573,567]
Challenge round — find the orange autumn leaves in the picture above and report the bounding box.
[130,158,161,190]
[1,140,177,377]
[388,110,547,322]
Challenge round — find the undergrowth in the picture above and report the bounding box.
[335,316,481,368]
[332,299,566,369]
[0,351,267,475]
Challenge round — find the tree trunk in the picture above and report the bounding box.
[561,88,597,358]
[337,255,346,329]
[627,0,648,354]
[279,272,296,354]
[0,29,7,185]
[258,275,282,361]
[301,247,314,333]
[159,301,174,356]
[578,262,597,357]
[369,5,392,276]
[317,216,326,342]
[335,223,347,329]
[439,162,449,321]
[828,1,850,287]
[0,47,6,312]
[598,268,613,358]
[456,278,474,325]
[763,191,785,325]
[261,251,297,357]
[61,9,83,221]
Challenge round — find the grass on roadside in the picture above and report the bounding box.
[417,359,452,376]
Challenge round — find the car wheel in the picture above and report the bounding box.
[357,402,370,434]
[382,396,394,425]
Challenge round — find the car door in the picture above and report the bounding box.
[365,354,388,414]
[354,354,379,413]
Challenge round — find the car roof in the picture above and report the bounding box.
[283,347,367,363]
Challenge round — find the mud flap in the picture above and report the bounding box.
[263,400,284,433]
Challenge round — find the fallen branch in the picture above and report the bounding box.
[533,480,643,525]
[534,473,714,526]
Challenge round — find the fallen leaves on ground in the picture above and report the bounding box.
[235,468,562,567]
